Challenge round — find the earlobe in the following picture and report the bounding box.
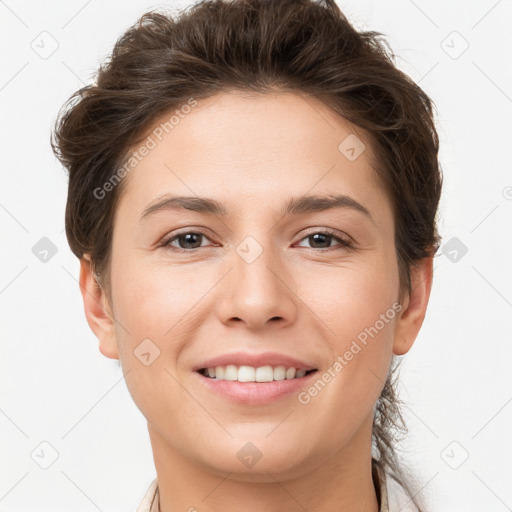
[393,257,434,356]
[79,255,119,360]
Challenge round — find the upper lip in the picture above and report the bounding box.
[193,351,317,372]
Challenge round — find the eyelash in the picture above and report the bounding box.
[160,228,354,253]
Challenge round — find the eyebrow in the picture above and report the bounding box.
[140,193,374,224]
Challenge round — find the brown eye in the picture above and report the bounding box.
[163,231,212,251]
[306,233,334,249]
[296,229,354,250]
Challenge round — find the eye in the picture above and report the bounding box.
[160,228,354,253]
[295,229,354,250]
[161,230,214,252]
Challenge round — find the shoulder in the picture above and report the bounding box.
[136,478,159,512]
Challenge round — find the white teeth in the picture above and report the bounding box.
[256,365,274,382]
[224,364,238,381]
[201,365,312,381]
[273,366,286,381]
[215,366,225,379]
[238,365,255,382]
[285,367,296,379]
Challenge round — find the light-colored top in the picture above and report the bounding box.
[136,478,159,512]
[136,460,418,512]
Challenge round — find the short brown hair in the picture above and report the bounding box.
[52,0,442,507]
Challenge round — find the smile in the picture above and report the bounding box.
[194,367,319,405]
[197,365,317,382]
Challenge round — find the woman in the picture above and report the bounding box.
[51,0,442,510]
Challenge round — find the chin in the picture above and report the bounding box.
[192,434,317,482]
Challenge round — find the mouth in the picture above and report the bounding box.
[196,365,318,382]
[193,363,319,405]
[191,352,319,404]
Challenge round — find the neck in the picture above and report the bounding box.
[148,416,379,512]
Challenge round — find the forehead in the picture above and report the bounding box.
[116,91,391,225]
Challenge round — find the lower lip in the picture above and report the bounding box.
[193,371,317,405]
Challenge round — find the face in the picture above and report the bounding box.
[82,91,430,482]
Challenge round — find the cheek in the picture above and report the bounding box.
[110,256,212,344]
[300,247,399,347]
[296,288,397,452]
[296,248,399,409]
[107,257,209,424]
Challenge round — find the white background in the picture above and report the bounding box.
[1,0,511,510]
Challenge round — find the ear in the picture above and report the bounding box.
[393,256,434,356]
[79,255,119,360]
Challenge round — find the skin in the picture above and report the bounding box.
[79,91,433,512]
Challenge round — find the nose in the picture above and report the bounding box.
[216,241,298,330]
